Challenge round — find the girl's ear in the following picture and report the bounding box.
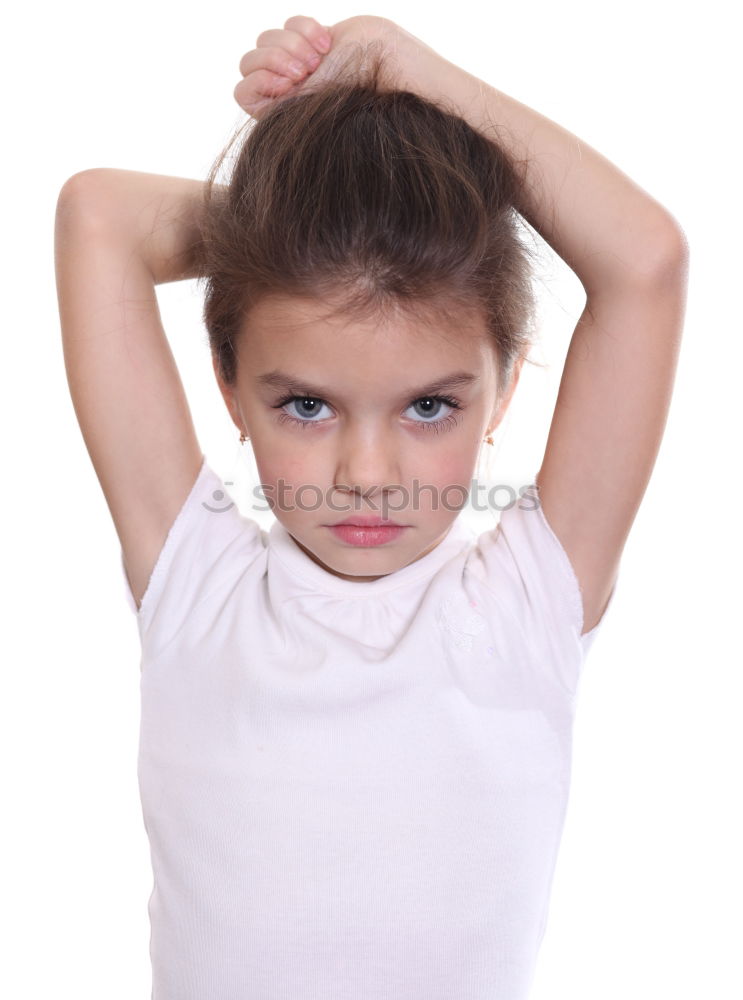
[486,357,524,436]
[211,355,244,435]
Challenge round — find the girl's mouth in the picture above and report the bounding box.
[326,524,409,547]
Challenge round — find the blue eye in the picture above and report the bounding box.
[276,396,332,427]
[406,396,461,429]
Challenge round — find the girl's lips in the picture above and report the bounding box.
[332,516,403,527]
[326,524,409,547]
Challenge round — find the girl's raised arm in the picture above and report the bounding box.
[55,169,209,612]
[233,13,687,635]
[376,18,689,634]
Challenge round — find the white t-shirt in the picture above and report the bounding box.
[121,453,618,1000]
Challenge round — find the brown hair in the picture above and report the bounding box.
[195,44,542,403]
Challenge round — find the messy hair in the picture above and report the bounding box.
[194,43,542,402]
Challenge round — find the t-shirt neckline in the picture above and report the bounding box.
[268,514,476,598]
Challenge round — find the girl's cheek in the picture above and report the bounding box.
[254,454,328,498]
[431,451,475,483]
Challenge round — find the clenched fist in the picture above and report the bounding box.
[233,15,412,120]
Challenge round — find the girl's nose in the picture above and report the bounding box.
[333,429,401,500]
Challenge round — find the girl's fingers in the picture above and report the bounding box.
[233,69,294,114]
[254,25,327,59]
[239,44,317,83]
[234,16,334,116]
[282,15,333,55]
[244,25,330,71]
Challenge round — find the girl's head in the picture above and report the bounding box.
[196,49,539,582]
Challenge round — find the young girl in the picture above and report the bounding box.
[54,13,688,999]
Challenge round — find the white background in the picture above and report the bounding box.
[2,1,740,997]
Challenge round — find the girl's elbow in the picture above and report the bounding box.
[648,216,690,279]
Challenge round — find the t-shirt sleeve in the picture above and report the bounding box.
[119,454,267,654]
[469,481,620,697]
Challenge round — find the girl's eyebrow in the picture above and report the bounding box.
[256,370,480,398]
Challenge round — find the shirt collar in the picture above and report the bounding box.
[268,513,475,598]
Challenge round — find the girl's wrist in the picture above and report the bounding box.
[382,26,522,165]
[391,31,681,290]
[378,20,454,103]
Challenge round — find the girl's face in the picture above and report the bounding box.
[216,295,516,583]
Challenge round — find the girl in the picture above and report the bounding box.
[54,14,688,1000]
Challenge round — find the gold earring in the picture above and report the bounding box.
[484,434,494,446]
[239,431,249,443]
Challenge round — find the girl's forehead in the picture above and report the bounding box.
[243,295,491,357]
[241,329,495,400]
[235,296,499,398]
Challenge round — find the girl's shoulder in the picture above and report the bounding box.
[121,456,267,646]
[466,486,619,669]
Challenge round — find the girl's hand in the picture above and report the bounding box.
[233,15,417,120]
